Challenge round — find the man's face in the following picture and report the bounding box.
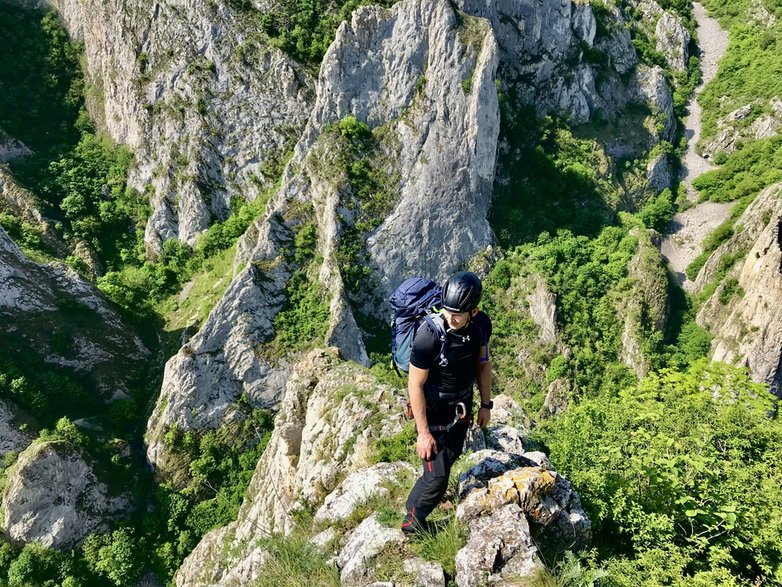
[442,308,477,330]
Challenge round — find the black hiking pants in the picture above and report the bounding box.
[402,403,471,535]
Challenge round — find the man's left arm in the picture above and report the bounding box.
[476,345,492,428]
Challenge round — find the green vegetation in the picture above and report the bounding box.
[0,7,82,154]
[256,533,341,587]
[698,0,782,143]
[490,110,618,248]
[693,136,782,202]
[483,225,656,405]
[147,404,273,578]
[537,360,782,583]
[1,0,780,584]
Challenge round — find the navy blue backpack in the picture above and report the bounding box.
[388,277,449,374]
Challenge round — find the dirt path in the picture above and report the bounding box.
[661,2,731,289]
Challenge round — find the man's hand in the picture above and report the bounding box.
[477,407,491,428]
[417,430,438,460]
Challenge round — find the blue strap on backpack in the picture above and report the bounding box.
[389,277,449,374]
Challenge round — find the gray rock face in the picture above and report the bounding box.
[0,130,31,162]
[0,227,148,400]
[696,184,782,397]
[456,456,591,586]
[527,281,558,344]
[314,462,416,524]
[458,0,605,123]
[455,504,541,587]
[647,153,674,194]
[148,0,501,469]
[174,349,405,586]
[2,441,129,549]
[145,216,293,474]
[336,513,405,584]
[333,1,500,293]
[656,12,691,71]
[47,0,314,252]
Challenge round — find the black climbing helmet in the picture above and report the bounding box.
[441,271,482,313]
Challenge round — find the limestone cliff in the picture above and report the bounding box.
[146,0,501,474]
[695,183,782,397]
[175,349,590,586]
[28,0,315,252]
[2,440,130,549]
[174,348,406,585]
[0,226,148,400]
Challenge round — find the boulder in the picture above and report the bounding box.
[455,456,591,585]
[2,441,129,549]
[314,462,417,524]
[335,513,405,584]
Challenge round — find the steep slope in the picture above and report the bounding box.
[17,0,315,252]
[146,0,501,477]
[694,183,782,397]
[0,226,148,402]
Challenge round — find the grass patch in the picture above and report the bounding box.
[410,517,467,577]
[156,244,238,355]
[256,533,341,587]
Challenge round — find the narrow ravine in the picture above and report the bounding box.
[661,2,731,288]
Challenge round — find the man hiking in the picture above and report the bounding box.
[401,271,492,538]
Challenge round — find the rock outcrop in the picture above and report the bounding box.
[2,441,130,549]
[455,451,591,586]
[700,100,782,160]
[0,129,31,162]
[174,348,406,586]
[0,226,148,400]
[32,0,315,252]
[695,184,782,397]
[616,229,668,378]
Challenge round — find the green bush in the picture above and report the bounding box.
[538,360,782,583]
[693,137,782,202]
[638,189,675,232]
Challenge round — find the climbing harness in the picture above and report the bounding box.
[427,401,468,432]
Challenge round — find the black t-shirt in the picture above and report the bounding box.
[409,311,492,401]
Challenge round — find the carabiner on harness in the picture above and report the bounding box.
[428,402,467,433]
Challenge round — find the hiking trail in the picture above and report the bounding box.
[660,2,731,289]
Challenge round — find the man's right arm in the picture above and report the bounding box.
[409,364,437,460]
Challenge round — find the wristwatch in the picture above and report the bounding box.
[480,400,493,410]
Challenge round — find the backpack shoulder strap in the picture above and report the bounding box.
[421,312,449,368]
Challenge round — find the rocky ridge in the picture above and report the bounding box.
[175,349,590,586]
[174,348,407,585]
[147,0,501,472]
[34,0,315,253]
[694,183,782,397]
